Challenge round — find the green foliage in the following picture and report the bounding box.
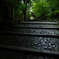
[30,0,59,21]
[7,0,13,2]
[1,0,59,25]
[54,10,59,19]
[54,10,59,14]
[30,16,34,20]
[32,1,50,18]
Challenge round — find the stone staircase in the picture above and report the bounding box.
[0,21,59,59]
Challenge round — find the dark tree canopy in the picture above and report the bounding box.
[0,0,59,26]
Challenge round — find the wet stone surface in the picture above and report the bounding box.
[0,34,59,51]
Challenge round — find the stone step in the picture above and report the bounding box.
[1,28,59,36]
[0,48,55,59]
[0,32,59,37]
[0,45,59,56]
[10,26,59,29]
[11,24,59,28]
[20,22,59,24]
[0,34,59,51]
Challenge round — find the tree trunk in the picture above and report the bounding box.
[23,0,27,21]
